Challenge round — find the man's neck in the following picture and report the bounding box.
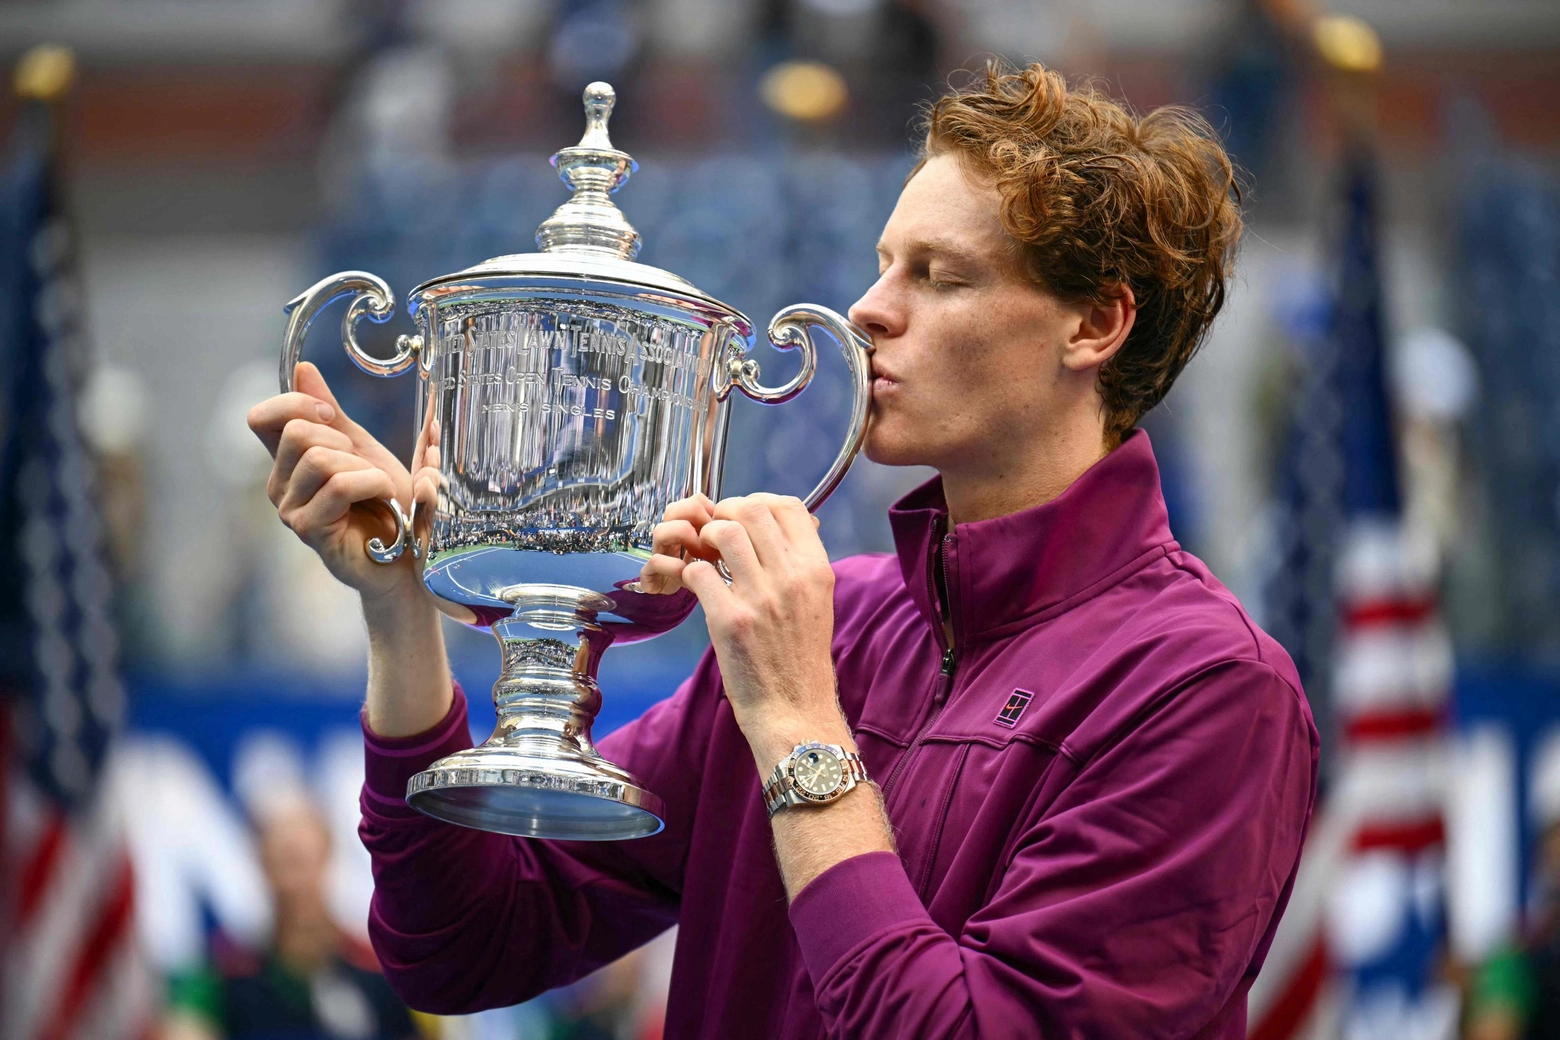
[274,902,339,973]
[941,424,1113,527]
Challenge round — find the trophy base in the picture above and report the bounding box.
[406,744,665,841]
[405,583,670,841]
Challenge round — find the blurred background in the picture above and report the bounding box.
[0,1,1557,1038]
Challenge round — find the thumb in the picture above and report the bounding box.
[293,360,377,448]
[292,361,344,415]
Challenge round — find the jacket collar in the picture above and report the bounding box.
[887,429,1176,643]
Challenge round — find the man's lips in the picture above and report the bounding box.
[870,366,900,393]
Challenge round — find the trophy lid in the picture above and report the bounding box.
[408,82,746,331]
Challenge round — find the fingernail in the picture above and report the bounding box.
[315,402,336,422]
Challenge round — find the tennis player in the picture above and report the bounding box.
[250,61,1318,1038]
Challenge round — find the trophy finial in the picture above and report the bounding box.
[579,82,616,149]
[536,81,642,259]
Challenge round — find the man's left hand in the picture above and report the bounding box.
[641,493,895,899]
[639,493,846,763]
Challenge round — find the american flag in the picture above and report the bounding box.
[0,79,153,1040]
[1251,155,1455,1038]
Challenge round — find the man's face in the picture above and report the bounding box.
[849,153,1078,474]
[257,800,331,910]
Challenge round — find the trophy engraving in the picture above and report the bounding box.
[278,82,871,840]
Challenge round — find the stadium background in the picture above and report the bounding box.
[3,1,1559,1037]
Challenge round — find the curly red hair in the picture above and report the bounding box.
[917,61,1242,442]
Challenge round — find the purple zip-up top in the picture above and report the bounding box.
[359,431,1319,1038]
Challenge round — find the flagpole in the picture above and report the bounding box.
[1312,14,1383,153]
[14,44,75,104]
[12,45,75,159]
[0,49,76,950]
[1316,14,1464,1037]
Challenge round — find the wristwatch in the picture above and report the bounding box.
[763,742,869,818]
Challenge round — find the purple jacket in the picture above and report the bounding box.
[359,431,1319,1038]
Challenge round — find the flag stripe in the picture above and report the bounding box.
[1342,598,1436,628]
[1248,934,1328,1040]
[1353,816,1445,854]
[38,851,136,1040]
[17,812,67,927]
[71,939,156,1040]
[1342,707,1445,743]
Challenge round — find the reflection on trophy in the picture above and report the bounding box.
[278,82,871,840]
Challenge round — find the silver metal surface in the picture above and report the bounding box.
[763,743,869,817]
[281,271,422,564]
[406,586,666,839]
[279,81,873,840]
[741,307,872,510]
[534,82,641,260]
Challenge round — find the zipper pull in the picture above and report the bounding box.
[931,646,957,709]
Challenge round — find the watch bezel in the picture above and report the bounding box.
[785,742,848,802]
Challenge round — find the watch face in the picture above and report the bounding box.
[792,748,844,797]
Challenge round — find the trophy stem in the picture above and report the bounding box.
[489,616,607,759]
[406,588,665,840]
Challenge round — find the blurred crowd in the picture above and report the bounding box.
[2,0,1558,1037]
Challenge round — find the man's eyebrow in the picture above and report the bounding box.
[875,238,985,265]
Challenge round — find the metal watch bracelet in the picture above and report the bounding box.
[763,743,870,818]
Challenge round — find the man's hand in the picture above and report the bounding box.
[641,492,896,898]
[634,492,719,595]
[641,493,842,759]
[248,361,451,738]
[247,361,437,603]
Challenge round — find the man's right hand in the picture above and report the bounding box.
[249,360,453,738]
[246,361,432,603]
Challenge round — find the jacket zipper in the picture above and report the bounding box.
[882,529,959,798]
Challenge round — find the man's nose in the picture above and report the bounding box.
[848,277,901,340]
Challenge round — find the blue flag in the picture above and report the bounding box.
[0,94,147,1040]
[0,99,124,811]
[1265,153,1402,708]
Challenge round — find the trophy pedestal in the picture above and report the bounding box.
[406,591,666,841]
[406,744,664,841]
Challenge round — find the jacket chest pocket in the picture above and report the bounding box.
[884,725,1065,910]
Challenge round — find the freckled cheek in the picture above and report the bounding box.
[923,310,1007,392]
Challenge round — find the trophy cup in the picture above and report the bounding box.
[278,82,871,840]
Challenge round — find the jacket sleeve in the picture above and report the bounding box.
[358,651,723,1014]
[787,660,1319,1039]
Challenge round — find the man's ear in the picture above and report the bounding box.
[1061,285,1136,373]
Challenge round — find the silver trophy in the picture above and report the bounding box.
[278,83,870,840]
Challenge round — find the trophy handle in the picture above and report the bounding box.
[730,303,872,511]
[279,270,423,565]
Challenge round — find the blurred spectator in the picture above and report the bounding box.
[78,361,158,659]
[538,946,667,1040]
[1461,945,1530,1040]
[160,796,417,1040]
[1456,819,1560,1040]
[1518,821,1560,1039]
[1204,0,1306,194]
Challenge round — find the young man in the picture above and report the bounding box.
[251,63,1317,1038]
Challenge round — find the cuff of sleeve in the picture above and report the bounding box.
[788,850,928,986]
[361,683,474,814]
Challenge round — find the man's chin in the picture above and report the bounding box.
[862,430,932,469]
